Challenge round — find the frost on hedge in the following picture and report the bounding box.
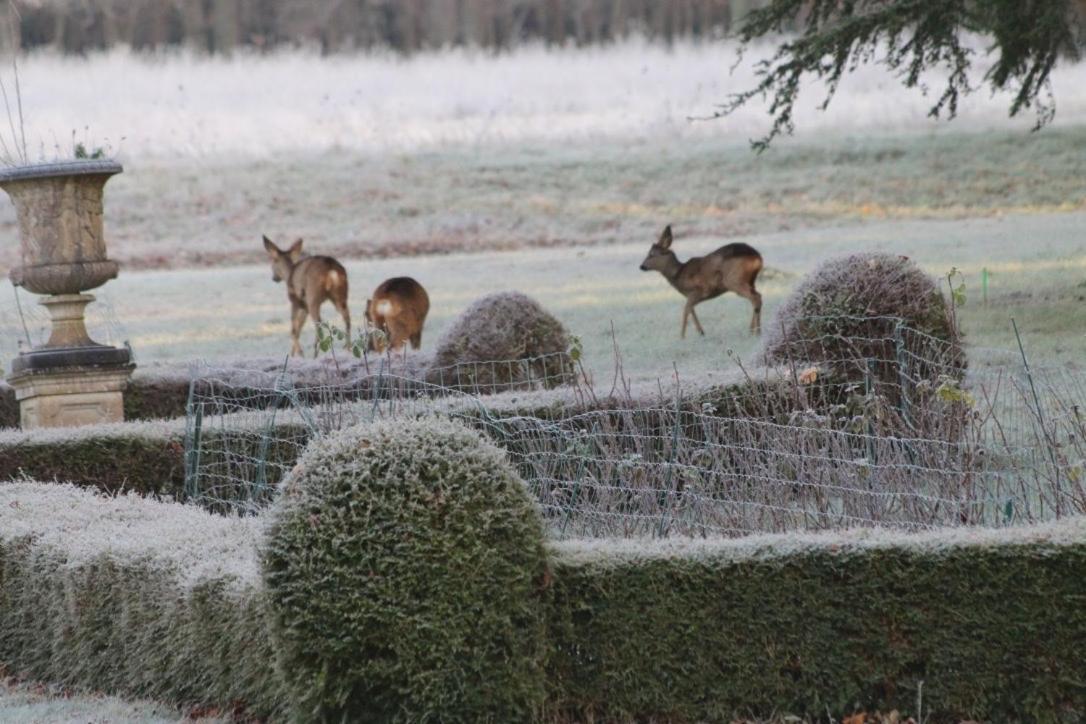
[762,252,965,382]
[550,512,1086,565]
[0,482,281,717]
[546,515,1086,722]
[263,416,550,723]
[426,291,573,392]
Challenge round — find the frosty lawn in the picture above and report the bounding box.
[3,207,1081,384]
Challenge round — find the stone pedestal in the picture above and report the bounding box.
[8,363,133,429]
[0,160,134,430]
[7,292,134,429]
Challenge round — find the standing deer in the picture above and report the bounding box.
[365,277,430,352]
[639,225,763,339]
[262,235,351,357]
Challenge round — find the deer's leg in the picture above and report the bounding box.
[389,319,412,351]
[307,301,323,357]
[688,304,706,336]
[735,285,764,335]
[290,304,307,357]
[680,303,690,339]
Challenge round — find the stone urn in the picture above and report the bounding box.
[1,160,134,429]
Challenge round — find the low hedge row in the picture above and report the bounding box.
[0,482,283,719]
[0,366,820,506]
[0,359,839,430]
[545,523,1086,721]
[0,418,309,504]
[0,357,388,428]
[9,422,1080,721]
[0,420,189,497]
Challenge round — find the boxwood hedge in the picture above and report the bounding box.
[263,417,551,723]
[0,418,308,504]
[3,423,1084,722]
[545,520,1086,722]
[0,482,283,719]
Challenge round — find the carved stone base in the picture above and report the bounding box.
[8,363,134,429]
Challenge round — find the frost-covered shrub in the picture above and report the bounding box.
[0,482,282,718]
[547,517,1086,722]
[263,416,550,723]
[763,252,965,388]
[426,291,573,393]
[0,419,188,495]
[0,417,309,509]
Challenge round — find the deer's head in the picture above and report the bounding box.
[639,225,676,273]
[262,235,304,283]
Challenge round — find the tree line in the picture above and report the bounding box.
[3,0,777,55]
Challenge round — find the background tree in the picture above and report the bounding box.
[719,0,1086,149]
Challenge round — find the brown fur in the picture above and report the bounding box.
[365,277,430,352]
[262,235,351,357]
[639,225,763,339]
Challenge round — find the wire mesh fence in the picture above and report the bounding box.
[183,317,1086,538]
[182,352,577,514]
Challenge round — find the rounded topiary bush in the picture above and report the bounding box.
[763,252,965,389]
[262,416,550,723]
[426,291,573,393]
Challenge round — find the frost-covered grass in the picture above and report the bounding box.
[0,42,1082,382]
[0,675,227,724]
[3,127,1085,273]
[18,40,1086,161]
[0,42,1085,272]
[3,208,1081,384]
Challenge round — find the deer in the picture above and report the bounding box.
[262,235,351,357]
[639,225,763,339]
[365,277,430,352]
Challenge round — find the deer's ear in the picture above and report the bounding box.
[262,235,279,256]
[287,238,304,260]
[658,225,673,249]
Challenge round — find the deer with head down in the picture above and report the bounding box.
[262,235,351,357]
[639,225,763,339]
[365,276,430,352]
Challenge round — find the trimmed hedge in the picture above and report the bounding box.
[427,291,574,393]
[0,366,818,500]
[0,482,283,719]
[3,433,1086,721]
[0,420,188,496]
[0,418,309,504]
[0,356,421,429]
[545,521,1086,722]
[263,417,551,723]
[762,253,966,399]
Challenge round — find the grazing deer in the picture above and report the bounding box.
[365,277,430,352]
[262,235,351,357]
[639,225,763,339]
